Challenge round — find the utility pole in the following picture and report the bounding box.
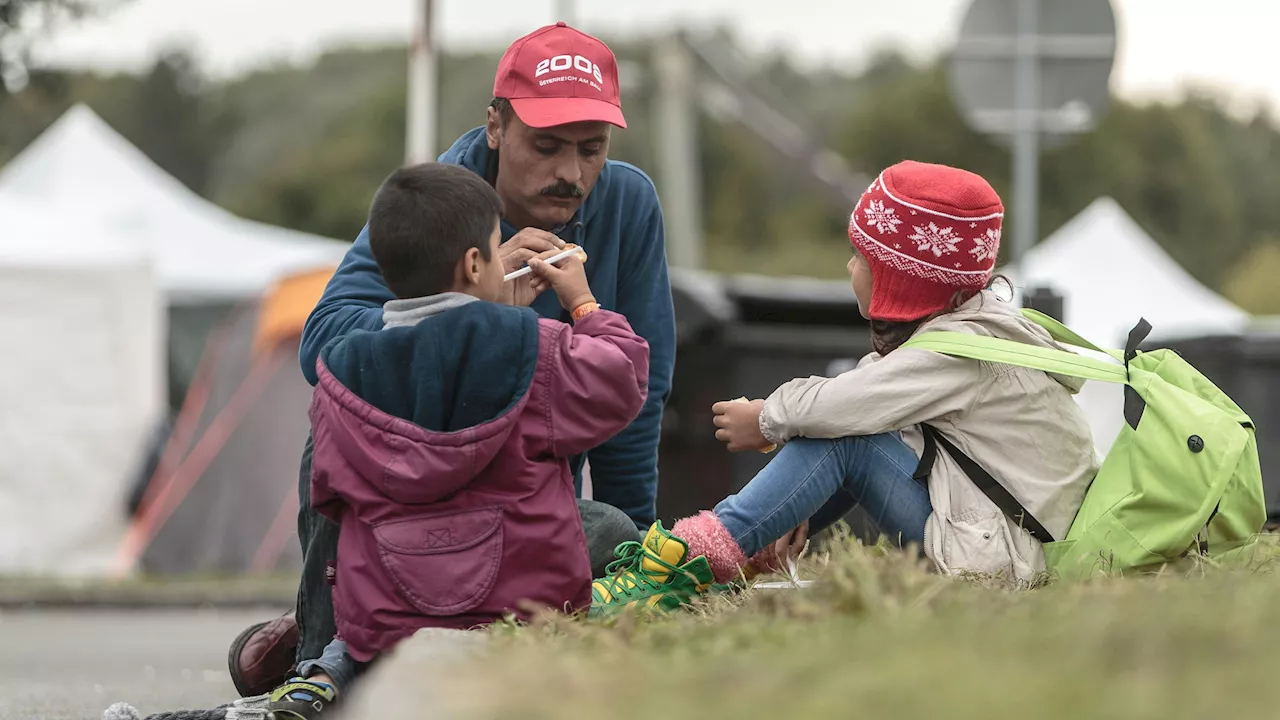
[652,32,704,270]
[1010,0,1040,271]
[406,0,437,164]
[950,0,1115,274]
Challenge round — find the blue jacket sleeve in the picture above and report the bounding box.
[585,194,675,529]
[299,224,393,385]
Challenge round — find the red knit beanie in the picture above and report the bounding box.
[848,160,1004,322]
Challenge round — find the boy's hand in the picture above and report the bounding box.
[711,398,772,452]
[528,252,594,312]
[499,229,564,307]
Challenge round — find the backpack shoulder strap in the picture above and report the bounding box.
[914,425,1056,544]
[902,331,1130,385]
[1019,309,1124,361]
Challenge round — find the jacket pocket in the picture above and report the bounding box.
[372,506,504,615]
[941,511,1016,580]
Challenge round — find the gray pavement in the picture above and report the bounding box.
[0,606,285,720]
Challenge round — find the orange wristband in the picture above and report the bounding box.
[571,301,600,322]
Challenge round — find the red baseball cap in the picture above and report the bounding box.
[493,22,627,129]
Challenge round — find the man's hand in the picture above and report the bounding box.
[711,398,772,452]
[499,228,565,306]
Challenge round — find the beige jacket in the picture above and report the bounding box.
[758,291,1097,583]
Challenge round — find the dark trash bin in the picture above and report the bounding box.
[1022,285,1066,323]
[1154,324,1280,518]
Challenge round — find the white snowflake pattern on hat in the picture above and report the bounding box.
[847,163,1003,293]
[908,222,960,257]
[969,228,1000,263]
[861,200,902,235]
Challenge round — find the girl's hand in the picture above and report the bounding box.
[711,398,771,452]
[751,520,809,576]
[774,520,809,575]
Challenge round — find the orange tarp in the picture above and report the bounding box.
[252,265,337,355]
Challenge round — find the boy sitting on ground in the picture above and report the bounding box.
[269,163,650,718]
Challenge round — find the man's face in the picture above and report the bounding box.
[486,109,610,231]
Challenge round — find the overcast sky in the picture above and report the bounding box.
[30,0,1280,113]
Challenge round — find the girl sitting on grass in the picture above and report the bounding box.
[591,160,1097,615]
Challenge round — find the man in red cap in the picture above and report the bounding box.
[227,23,676,709]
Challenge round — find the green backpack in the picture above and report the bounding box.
[903,309,1265,581]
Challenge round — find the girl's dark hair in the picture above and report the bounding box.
[869,275,1013,355]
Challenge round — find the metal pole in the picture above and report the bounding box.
[652,33,703,270]
[1012,0,1039,270]
[555,0,576,25]
[406,0,437,164]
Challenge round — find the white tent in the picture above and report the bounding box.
[0,196,164,576]
[0,105,350,576]
[0,104,350,303]
[1011,197,1249,455]
[1016,197,1248,346]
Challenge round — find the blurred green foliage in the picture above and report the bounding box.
[1,36,1277,310]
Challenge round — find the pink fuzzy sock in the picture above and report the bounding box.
[671,511,749,584]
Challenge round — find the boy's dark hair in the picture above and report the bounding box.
[368,163,504,299]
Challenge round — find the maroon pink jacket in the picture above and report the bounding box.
[308,301,648,661]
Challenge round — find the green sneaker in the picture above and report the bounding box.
[589,521,716,618]
[268,677,337,719]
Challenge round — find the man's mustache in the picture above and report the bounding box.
[540,181,586,199]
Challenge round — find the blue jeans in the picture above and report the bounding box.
[714,433,933,557]
[298,638,364,692]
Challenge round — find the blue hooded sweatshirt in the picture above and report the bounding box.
[298,127,674,529]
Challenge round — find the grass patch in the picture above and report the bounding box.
[429,531,1280,719]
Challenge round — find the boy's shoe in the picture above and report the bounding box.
[589,521,717,618]
[268,678,337,720]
